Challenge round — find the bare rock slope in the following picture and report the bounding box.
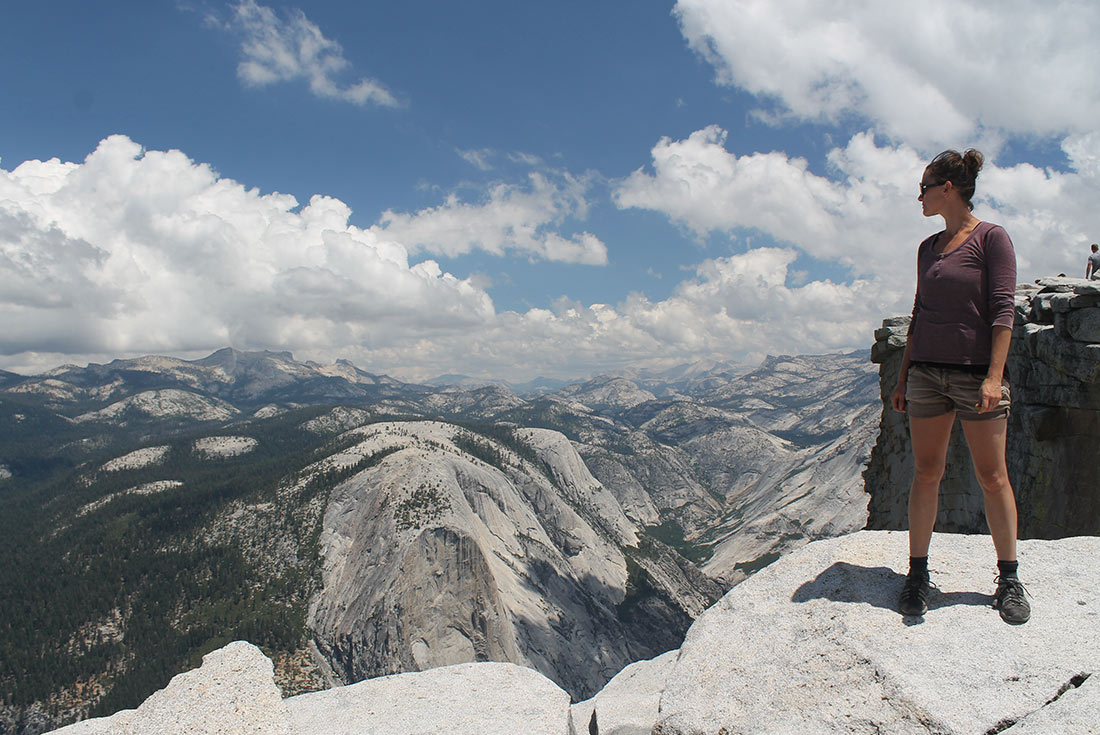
[651,531,1098,734]
[307,421,719,700]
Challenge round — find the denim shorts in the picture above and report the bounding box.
[905,364,1010,421]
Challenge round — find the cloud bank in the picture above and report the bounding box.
[1,137,894,379]
[0,136,488,373]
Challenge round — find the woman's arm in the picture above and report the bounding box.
[977,325,1012,413]
[986,226,1017,331]
[977,226,1016,413]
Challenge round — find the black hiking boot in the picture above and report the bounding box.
[898,570,931,616]
[993,575,1031,624]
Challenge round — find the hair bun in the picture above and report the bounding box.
[963,148,984,177]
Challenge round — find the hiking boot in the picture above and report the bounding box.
[994,575,1031,624]
[898,570,930,616]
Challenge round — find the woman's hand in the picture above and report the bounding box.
[977,376,1002,413]
[891,381,907,413]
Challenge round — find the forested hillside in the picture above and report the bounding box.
[0,402,393,729]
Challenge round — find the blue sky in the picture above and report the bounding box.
[2,1,1098,381]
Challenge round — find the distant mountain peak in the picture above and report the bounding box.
[197,347,297,369]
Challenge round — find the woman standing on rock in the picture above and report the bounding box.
[890,149,1029,624]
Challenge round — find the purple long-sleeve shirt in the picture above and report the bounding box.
[907,221,1017,366]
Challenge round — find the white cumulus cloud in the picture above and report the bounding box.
[373,172,609,265]
[675,0,1100,148]
[359,247,889,381]
[226,0,398,107]
[0,136,490,371]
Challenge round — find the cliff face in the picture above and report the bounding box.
[865,277,1100,537]
[1006,279,1100,537]
[306,421,721,701]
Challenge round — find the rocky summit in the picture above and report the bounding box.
[45,530,1100,735]
[650,531,1098,735]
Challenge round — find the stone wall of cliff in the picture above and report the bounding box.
[865,277,1100,538]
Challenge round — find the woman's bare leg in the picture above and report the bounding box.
[907,412,957,556]
[961,417,1017,562]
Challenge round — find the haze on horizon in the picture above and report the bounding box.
[1,1,1098,382]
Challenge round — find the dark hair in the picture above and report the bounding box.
[926,149,983,211]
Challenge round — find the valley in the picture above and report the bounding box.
[0,348,878,733]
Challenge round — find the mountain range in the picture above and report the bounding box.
[0,347,878,734]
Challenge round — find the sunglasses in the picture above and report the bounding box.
[919,180,945,195]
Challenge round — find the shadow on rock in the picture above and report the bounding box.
[791,561,993,613]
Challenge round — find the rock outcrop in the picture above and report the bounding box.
[651,531,1098,734]
[286,661,572,735]
[306,421,719,701]
[71,389,240,424]
[571,651,678,735]
[49,645,574,735]
[47,642,290,735]
[1005,278,1100,538]
[865,278,1100,537]
[49,531,1099,735]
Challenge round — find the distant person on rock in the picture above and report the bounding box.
[1087,243,1100,280]
[890,149,1029,624]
